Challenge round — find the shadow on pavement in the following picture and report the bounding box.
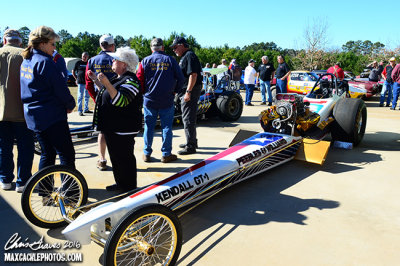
[0,194,65,266]
[177,160,339,264]
[361,131,400,151]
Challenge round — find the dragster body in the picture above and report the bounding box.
[63,132,302,244]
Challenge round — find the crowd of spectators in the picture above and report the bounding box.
[1,26,399,194]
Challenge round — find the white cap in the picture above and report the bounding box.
[99,34,114,45]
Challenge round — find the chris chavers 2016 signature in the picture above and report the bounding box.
[4,233,61,251]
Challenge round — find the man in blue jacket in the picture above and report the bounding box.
[137,38,184,163]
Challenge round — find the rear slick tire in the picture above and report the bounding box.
[216,92,243,121]
[331,98,367,146]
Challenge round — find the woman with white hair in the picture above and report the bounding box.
[87,47,142,192]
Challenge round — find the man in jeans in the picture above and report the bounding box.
[244,59,257,106]
[257,56,275,105]
[73,52,91,116]
[137,38,184,162]
[380,57,396,107]
[276,55,291,93]
[0,29,34,192]
[390,62,400,110]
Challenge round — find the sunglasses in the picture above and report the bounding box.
[172,44,182,51]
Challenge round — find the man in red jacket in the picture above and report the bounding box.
[327,62,344,81]
[390,60,400,110]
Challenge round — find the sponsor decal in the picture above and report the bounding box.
[236,137,288,166]
[155,173,210,203]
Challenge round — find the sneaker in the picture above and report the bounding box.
[386,103,390,107]
[260,102,266,105]
[161,154,178,163]
[268,102,272,106]
[83,110,93,114]
[379,103,383,107]
[178,146,196,155]
[96,160,107,170]
[390,107,395,110]
[245,103,253,106]
[15,186,25,193]
[78,112,84,116]
[0,182,12,190]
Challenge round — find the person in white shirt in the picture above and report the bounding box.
[216,59,229,87]
[244,59,257,106]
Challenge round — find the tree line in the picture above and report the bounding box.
[1,26,399,75]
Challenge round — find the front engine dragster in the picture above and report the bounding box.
[21,74,366,265]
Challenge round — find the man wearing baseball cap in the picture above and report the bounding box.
[244,59,257,106]
[137,38,184,162]
[0,29,34,192]
[171,36,203,155]
[85,34,116,170]
[380,57,396,107]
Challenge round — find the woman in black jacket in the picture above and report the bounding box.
[87,47,142,192]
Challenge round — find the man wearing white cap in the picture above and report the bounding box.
[380,57,396,107]
[85,34,116,170]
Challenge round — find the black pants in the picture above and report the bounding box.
[104,132,137,190]
[36,120,75,196]
[181,84,202,148]
[36,120,75,169]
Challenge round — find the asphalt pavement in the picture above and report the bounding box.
[1,91,400,265]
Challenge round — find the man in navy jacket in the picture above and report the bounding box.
[85,34,116,170]
[137,38,184,163]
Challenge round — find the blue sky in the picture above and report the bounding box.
[2,0,399,50]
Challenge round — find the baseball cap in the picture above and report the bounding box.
[170,36,188,48]
[248,59,255,63]
[151,38,163,47]
[389,57,396,62]
[3,29,21,40]
[99,34,114,45]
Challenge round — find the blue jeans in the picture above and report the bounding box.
[380,81,393,105]
[276,79,287,93]
[392,82,400,108]
[259,80,272,103]
[77,83,90,112]
[36,120,75,170]
[0,121,34,186]
[245,84,255,104]
[143,106,175,157]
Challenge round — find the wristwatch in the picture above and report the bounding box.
[186,90,191,94]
